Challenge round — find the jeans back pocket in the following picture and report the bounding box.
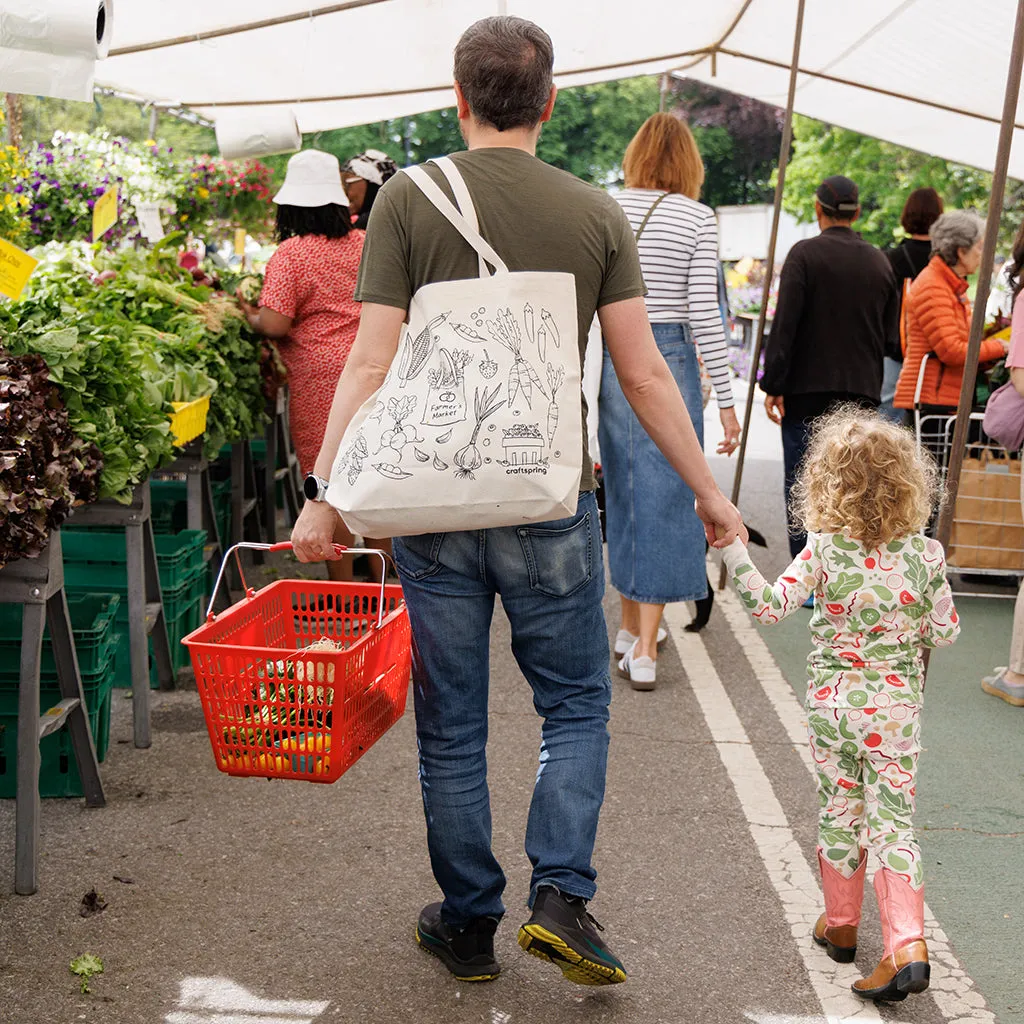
[517,510,595,598]
[393,533,445,581]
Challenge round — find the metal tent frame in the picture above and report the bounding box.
[720,0,1024,596]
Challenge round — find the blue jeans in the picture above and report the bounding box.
[392,491,611,928]
[878,357,904,423]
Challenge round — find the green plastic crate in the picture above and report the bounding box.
[0,594,120,682]
[62,529,206,592]
[150,477,231,550]
[0,648,115,798]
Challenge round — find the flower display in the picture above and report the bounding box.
[0,110,31,244]
[7,130,278,247]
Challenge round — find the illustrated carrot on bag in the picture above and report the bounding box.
[546,363,565,446]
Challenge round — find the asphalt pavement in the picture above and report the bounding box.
[0,380,1019,1024]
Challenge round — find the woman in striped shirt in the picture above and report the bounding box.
[600,113,741,689]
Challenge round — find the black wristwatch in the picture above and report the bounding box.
[303,474,330,502]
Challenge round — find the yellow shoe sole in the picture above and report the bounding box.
[981,679,1024,706]
[517,924,627,986]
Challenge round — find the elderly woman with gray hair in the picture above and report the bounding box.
[895,210,1009,414]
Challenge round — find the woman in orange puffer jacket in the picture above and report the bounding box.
[895,210,1009,413]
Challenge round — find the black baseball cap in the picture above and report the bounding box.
[816,175,859,214]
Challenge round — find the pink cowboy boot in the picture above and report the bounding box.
[853,867,930,1001]
[813,849,866,963]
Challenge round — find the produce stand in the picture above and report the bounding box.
[67,482,173,748]
[154,442,225,584]
[261,387,303,544]
[0,532,105,896]
[230,440,265,551]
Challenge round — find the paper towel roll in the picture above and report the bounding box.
[0,1,111,102]
[0,47,94,102]
[0,0,113,60]
[216,109,303,161]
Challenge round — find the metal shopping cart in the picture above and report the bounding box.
[912,355,1024,592]
[183,543,412,781]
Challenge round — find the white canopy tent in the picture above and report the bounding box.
[97,0,1024,176]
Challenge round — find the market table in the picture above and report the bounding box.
[0,531,105,895]
[67,482,174,749]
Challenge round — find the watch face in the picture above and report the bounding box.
[303,475,321,500]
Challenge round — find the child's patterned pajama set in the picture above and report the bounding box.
[722,532,960,889]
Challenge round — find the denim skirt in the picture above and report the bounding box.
[598,322,708,604]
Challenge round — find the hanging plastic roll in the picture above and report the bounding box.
[215,108,303,160]
[0,1,112,102]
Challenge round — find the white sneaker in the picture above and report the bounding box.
[618,641,657,691]
[614,626,667,656]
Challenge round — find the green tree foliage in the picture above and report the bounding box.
[671,80,783,208]
[781,115,1021,249]
[17,94,215,153]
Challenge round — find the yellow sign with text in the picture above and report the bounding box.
[234,228,247,256]
[92,186,119,240]
[0,237,38,300]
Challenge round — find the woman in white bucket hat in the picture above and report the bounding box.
[240,150,388,579]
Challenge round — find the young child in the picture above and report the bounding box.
[722,408,959,1003]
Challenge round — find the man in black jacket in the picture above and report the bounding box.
[761,175,899,556]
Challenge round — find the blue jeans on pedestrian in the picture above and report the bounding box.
[392,491,611,928]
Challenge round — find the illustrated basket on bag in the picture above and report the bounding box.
[183,543,411,783]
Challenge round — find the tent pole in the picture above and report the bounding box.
[934,0,1024,556]
[718,0,806,590]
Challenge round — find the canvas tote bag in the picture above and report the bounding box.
[326,157,582,537]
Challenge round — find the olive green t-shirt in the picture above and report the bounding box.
[354,147,645,492]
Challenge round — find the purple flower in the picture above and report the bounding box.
[94,186,106,196]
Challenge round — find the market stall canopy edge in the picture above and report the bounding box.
[91,0,1024,176]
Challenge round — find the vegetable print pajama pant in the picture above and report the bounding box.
[808,702,924,890]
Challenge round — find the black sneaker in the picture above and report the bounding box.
[415,903,501,982]
[517,886,627,986]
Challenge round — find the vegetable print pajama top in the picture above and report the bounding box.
[722,533,960,889]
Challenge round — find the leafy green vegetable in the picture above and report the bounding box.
[1,236,270,501]
[0,351,102,567]
[69,952,104,994]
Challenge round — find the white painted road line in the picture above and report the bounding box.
[713,582,997,1023]
[168,976,329,1024]
[664,602,895,1024]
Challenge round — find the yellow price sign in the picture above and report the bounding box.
[234,228,247,256]
[92,186,119,240]
[0,237,38,300]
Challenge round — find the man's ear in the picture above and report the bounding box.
[453,81,470,120]
[539,84,557,124]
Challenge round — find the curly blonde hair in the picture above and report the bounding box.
[791,408,939,550]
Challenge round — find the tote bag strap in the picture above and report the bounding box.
[403,163,509,277]
[634,191,671,243]
[431,156,488,278]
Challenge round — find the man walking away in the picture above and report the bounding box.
[761,175,898,557]
[289,15,745,987]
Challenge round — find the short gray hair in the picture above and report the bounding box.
[930,210,985,267]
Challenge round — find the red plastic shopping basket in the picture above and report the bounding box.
[183,543,411,783]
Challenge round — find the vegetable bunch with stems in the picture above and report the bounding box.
[486,307,547,410]
[453,384,505,479]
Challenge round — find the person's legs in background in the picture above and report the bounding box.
[878,357,904,423]
[781,413,812,558]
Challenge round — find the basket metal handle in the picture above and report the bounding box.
[205,542,394,628]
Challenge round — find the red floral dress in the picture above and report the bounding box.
[260,232,365,475]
